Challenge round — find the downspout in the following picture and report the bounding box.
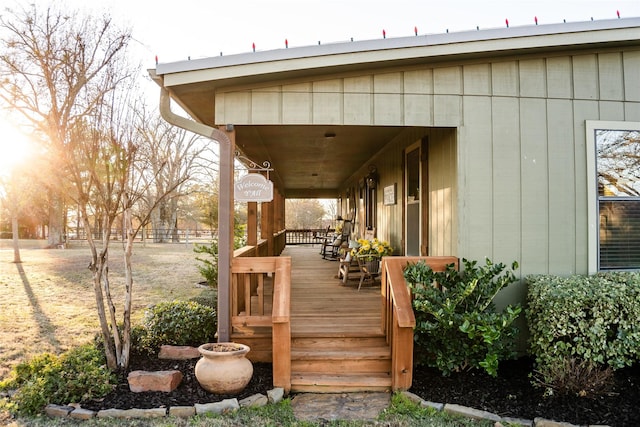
[158,84,234,343]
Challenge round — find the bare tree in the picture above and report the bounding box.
[0,4,149,370]
[0,4,132,247]
[285,199,327,229]
[134,109,218,242]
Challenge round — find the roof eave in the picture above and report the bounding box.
[153,17,640,89]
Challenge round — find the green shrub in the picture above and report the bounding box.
[526,273,640,374]
[194,239,219,287]
[141,300,217,352]
[0,344,116,416]
[405,258,521,377]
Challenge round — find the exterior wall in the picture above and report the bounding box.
[339,127,457,258]
[215,48,640,287]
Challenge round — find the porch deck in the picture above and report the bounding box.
[287,245,382,337]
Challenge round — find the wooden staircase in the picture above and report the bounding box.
[290,334,392,393]
[230,246,440,393]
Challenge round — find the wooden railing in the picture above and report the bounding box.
[285,228,332,245]
[380,256,459,391]
[230,255,292,393]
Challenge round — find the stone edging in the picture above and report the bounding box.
[44,387,285,420]
[399,391,609,427]
[45,389,607,426]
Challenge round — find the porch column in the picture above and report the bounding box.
[247,202,258,247]
[276,189,285,232]
[261,198,274,256]
[217,125,235,343]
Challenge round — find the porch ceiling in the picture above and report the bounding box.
[235,125,406,199]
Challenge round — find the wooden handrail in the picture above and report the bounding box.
[272,257,291,392]
[230,255,291,393]
[381,256,459,391]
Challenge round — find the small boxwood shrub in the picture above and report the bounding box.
[0,344,116,416]
[526,272,640,373]
[405,258,521,377]
[141,300,217,352]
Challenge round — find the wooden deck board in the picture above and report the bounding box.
[284,245,382,337]
[242,245,382,338]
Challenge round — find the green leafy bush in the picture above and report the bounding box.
[0,344,116,416]
[194,239,219,287]
[404,258,521,376]
[526,273,640,374]
[141,300,217,352]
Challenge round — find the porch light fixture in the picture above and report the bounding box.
[366,164,378,189]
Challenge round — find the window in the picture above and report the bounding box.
[587,121,640,272]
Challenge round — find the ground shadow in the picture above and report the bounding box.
[15,262,62,351]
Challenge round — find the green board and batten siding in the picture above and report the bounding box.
[215,50,640,283]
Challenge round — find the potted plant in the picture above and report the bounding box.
[195,342,253,394]
[351,238,393,273]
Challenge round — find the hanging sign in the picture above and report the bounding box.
[234,173,274,202]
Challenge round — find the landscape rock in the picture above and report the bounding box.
[69,407,96,420]
[444,403,501,422]
[195,398,240,415]
[239,393,268,407]
[421,400,444,411]
[44,404,73,418]
[169,406,196,418]
[127,370,183,392]
[158,345,200,360]
[291,392,390,421]
[533,418,580,427]
[267,387,285,404]
[96,408,167,418]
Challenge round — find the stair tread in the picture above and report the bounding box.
[291,347,390,360]
[291,372,392,386]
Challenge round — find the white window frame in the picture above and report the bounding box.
[586,120,640,274]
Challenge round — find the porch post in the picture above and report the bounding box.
[261,198,274,256]
[275,189,284,232]
[217,125,235,343]
[247,202,258,247]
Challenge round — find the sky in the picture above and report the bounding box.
[10,0,640,66]
[0,0,638,149]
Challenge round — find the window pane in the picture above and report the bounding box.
[596,130,640,197]
[599,200,640,269]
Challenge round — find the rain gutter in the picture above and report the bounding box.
[156,78,233,343]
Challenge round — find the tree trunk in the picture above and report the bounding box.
[47,196,65,247]
[11,213,21,263]
[120,202,135,369]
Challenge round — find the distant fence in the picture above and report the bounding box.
[65,228,217,243]
[4,227,337,246]
[285,228,332,245]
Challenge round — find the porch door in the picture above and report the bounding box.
[405,141,422,256]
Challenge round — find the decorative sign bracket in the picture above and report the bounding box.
[235,152,273,178]
[234,152,275,202]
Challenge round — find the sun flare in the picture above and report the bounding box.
[0,118,32,174]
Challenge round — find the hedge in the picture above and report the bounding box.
[526,272,640,371]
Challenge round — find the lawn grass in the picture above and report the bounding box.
[0,238,214,380]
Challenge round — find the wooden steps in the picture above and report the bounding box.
[233,245,393,392]
[290,335,392,393]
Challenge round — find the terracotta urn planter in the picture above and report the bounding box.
[195,342,253,394]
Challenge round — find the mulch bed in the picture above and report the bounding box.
[410,357,640,427]
[81,354,640,426]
